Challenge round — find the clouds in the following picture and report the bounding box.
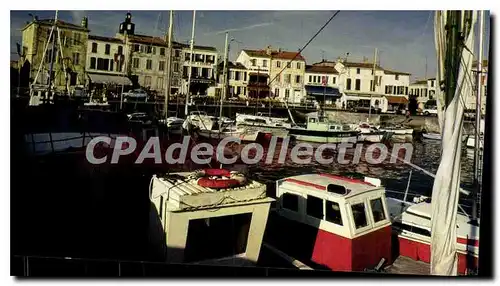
[204,22,274,36]
[10,10,490,80]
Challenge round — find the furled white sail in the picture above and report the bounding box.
[431,11,477,276]
[434,12,446,132]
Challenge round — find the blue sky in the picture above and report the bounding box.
[10,10,490,81]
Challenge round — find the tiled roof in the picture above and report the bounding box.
[312,60,383,70]
[179,43,218,52]
[243,49,306,61]
[89,35,123,43]
[383,69,411,76]
[128,34,168,46]
[305,65,338,74]
[217,61,247,70]
[23,19,89,32]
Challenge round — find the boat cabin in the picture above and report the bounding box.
[306,113,350,132]
[275,173,392,272]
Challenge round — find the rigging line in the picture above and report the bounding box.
[268,11,340,87]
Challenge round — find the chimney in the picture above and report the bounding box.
[265,45,272,56]
[81,17,88,29]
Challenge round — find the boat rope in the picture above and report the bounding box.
[267,11,341,87]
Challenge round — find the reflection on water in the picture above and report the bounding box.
[248,139,477,203]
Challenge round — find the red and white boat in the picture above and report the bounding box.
[268,173,393,272]
[386,197,479,275]
[268,173,479,275]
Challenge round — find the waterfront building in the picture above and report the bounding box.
[409,79,430,110]
[180,44,218,96]
[85,35,131,87]
[304,65,341,106]
[236,47,306,102]
[114,12,184,95]
[312,59,411,113]
[21,16,90,92]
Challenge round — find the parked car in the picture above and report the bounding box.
[123,88,148,102]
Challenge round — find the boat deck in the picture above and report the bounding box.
[385,256,430,276]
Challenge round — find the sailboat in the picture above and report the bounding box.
[387,10,484,275]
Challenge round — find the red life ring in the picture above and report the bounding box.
[197,169,245,189]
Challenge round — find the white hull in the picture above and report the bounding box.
[422,133,442,140]
[293,134,358,144]
[358,133,384,143]
[380,128,413,135]
[197,129,260,142]
[236,125,289,138]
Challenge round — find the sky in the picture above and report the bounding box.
[10,10,491,81]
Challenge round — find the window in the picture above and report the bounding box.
[183,66,188,77]
[370,80,374,92]
[251,59,256,66]
[243,87,246,95]
[144,76,152,87]
[326,201,343,225]
[73,33,81,45]
[309,75,312,83]
[274,88,279,97]
[282,193,299,211]
[109,60,113,71]
[118,46,123,55]
[90,57,96,69]
[91,42,98,53]
[395,75,400,80]
[351,203,368,229]
[146,59,152,70]
[96,58,109,71]
[173,62,179,72]
[175,50,181,57]
[295,75,301,84]
[325,76,329,84]
[370,198,386,223]
[392,222,431,237]
[160,48,165,56]
[286,62,291,68]
[263,60,267,67]
[431,80,435,87]
[157,77,164,89]
[355,79,361,91]
[72,52,80,65]
[185,52,191,61]
[235,71,241,81]
[356,68,360,74]
[146,46,153,54]
[285,74,291,84]
[424,89,428,97]
[133,58,139,69]
[105,44,110,55]
[333,77,336,84]
[243,72,247,81]
[307,196,323,219]
[159,61,165,71]
[285,89,290,99]
[296,62,301,69]
[416,89,420,96]
[276,61,281,68]
[346,78,352,90]
[405,87,408,95]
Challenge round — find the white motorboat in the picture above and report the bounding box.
[236,113,291,138]
[422,133,442,140]
[351,122,389,143]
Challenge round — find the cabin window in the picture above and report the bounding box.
[309,118,316,123]
[325,201,343,225]
[392,222,430,237]
[329,125,336,130]
[282,193,299,211]
[351,203,368,229]
[370,198,386,223]
[306,195,324,219]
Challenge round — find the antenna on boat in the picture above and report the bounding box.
[401,170,412,212]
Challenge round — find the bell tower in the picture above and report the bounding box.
[119,12,135,35]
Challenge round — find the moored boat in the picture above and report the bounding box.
[287,113,359,143]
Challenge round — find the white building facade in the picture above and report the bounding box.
[304,65,341,106]
[181,45,218,96]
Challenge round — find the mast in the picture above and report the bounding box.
[47,10,59,93]
[185,10,196,117]
[369,47,378,121]
[165,10,174,121]
[220,32,229,132]
[472,10,484,221]
[120,30,128,110]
